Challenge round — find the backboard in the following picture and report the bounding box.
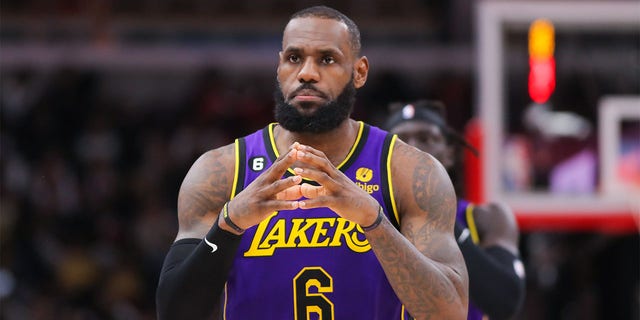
[475,1,639,233]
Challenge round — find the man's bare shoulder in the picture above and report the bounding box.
[390,139,452,195]
[175,143,236,240]
[391,137,453,165]
[389,139,456,235]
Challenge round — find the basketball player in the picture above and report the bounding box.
[385,100,526,320]
[156,6,468,320]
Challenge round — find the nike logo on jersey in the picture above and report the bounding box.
[204,237,218,253]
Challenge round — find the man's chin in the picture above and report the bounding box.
[291,100,322,111]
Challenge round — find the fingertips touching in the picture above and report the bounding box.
[293,167,322,181]
[276,184,302,201]
[276,149,298,166]
[296,144,324,157]
[300,182,321,199]
[293,144,324,158]
[293,167,312,180]
[297,198,322,209]
[291,175,302,184]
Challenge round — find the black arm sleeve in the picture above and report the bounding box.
[156,219,242,320]
[454,222,526,320]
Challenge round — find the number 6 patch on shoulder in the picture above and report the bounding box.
[250,156,266,172]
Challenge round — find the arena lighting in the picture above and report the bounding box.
[528,19,556,104]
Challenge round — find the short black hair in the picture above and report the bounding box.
[289,6,361,56]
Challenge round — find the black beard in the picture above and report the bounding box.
[274,78,356,133]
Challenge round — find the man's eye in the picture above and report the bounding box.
[321,56,335,64]
[431,135,445,144]
[419,134,437,144]
[288,55,300,63]
[428,136,441,144]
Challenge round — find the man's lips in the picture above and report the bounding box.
[289,88,326,102]
[293,94,324,102]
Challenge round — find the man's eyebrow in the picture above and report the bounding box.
[282,46,343,57]
[317,48,343,57]
[282,46,302,54]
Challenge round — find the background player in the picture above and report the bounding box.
[385,100,526,320]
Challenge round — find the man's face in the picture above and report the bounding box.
[275,17,366,133]
[274,77,356,133]
[389,121,454,168]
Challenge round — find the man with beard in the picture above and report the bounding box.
[156,6,468,320]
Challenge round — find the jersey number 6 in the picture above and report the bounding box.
[293,267,335,320]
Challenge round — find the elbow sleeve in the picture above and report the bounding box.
[156,220,242,320]
[456,226,526,319]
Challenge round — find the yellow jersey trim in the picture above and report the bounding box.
[268,122,278,156]
[268,121,365,175]
[223,283,229,320]
[337,121,365,169]
[387,135,401,225]
[231,139,241,199]
[465,204,480,244]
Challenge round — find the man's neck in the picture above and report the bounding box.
[274,119,359,167]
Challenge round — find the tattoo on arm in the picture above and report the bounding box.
[411,156,453,233]
[178,145,235,231]
[371,143,463,318]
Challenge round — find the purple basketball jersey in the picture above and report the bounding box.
[222,122,413,319]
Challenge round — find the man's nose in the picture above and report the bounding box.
[298,58,319,83]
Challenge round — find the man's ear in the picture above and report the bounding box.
[353,56,369,88]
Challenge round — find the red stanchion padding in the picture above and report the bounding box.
[464,118,483,203]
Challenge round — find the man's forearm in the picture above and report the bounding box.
[156,220,242,320]
[459,240,525,319]
[455,222,525,319]
[365,218,468,320]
